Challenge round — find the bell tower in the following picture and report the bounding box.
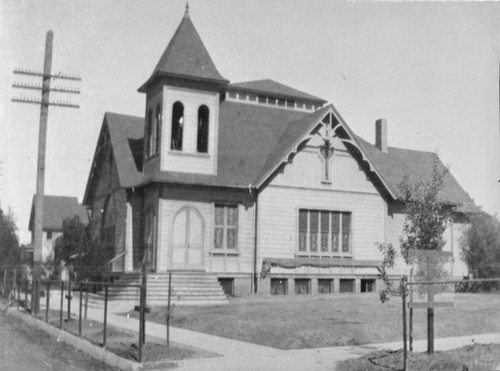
[138,5,229,177]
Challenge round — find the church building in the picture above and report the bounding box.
[83,6,475,301]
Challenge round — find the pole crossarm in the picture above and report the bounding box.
[13,68,81,81]
[11,97,79,108]
[12,82,80,94]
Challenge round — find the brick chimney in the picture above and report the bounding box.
[375,118,388,153]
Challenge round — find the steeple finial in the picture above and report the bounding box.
[184,1,189,17]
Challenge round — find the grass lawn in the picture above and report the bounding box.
[131,292,500,350]
[27,308,214,365]
[337,344,500,371]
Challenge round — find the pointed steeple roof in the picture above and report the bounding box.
[139,7,228,92]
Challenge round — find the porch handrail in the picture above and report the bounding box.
[103,250,127,269]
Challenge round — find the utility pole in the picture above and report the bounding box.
[11,30,81,312]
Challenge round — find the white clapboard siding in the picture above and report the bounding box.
[271,146,378,194]
[257,185,386,265]
[160,86,218,175]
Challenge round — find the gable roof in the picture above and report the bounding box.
[102,101,475,211]
[138,8,228,92]
[82,112,143,205]
[106,112,144,187]
[229,79,326,105]
[29,195,88,232]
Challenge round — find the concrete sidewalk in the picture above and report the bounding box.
[48,292,500,370]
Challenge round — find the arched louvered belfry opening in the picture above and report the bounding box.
[197,105,209,153]
[171,101,184,150]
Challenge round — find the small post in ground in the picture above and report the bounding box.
[401,276,408,371]
[66,281,72,321]
[45,281,50,322]
[166,271,172,348]
[103,283,108,348]
[78,284,83,336]
[24,280,28,310]
[84,280,89,321]
[59,281,64,328]
[409,268,414,352]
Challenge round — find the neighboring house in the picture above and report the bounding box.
[28,195,89,264]
[83,8,476,297]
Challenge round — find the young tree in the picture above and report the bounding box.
[53,216,113,281]
[460,211,500,290]
[378,161,452,302]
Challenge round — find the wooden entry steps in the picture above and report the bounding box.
[90,271,229,312]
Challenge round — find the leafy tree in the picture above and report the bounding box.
[378,161,452,302]
[0,207,22,295]
[53,216,113,281]
[0,207,21,271]
[460,211,500,290]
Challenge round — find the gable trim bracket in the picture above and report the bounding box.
[254,104,399,200]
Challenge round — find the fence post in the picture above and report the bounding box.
[409,268,414,352]
[45,281,50,322]
[34,280,39,317]
[25,280,29,311]
[59,281,64,329]
[401,276,407,371]
[67,281,72,321]
[166,271,172,348]
[78,283,83,336]
[11,269,17,305]
[2,270,7,298]
[17,275,20,311]
[138,283,144,363]
[103,283,108,348]
[84,280,89,321]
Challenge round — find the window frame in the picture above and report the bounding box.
[296,208,352,258]
[212,204,239,254]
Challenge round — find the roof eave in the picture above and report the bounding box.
[138,71,230,93]
[227,85,327,105]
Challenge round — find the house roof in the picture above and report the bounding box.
[354,135,477,210]
[138,7,228,92]
[229,79,326,105]
[29,195,88,232]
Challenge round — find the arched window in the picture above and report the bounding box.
[145,109,152,157]
[197,105,209,153]
[171,102,184,150]
[155,104,162,154]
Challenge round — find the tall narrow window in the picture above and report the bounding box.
[214,205,238,251]
[145,109,152,157]
[171,102,184,150]
[342,213,351,252]
[150,108,157,156]
[197,105,209,153]
[155,104,162,154]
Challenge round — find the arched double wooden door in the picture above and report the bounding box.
[171,207,204,270]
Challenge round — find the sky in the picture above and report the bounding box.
[1,0,499,244]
